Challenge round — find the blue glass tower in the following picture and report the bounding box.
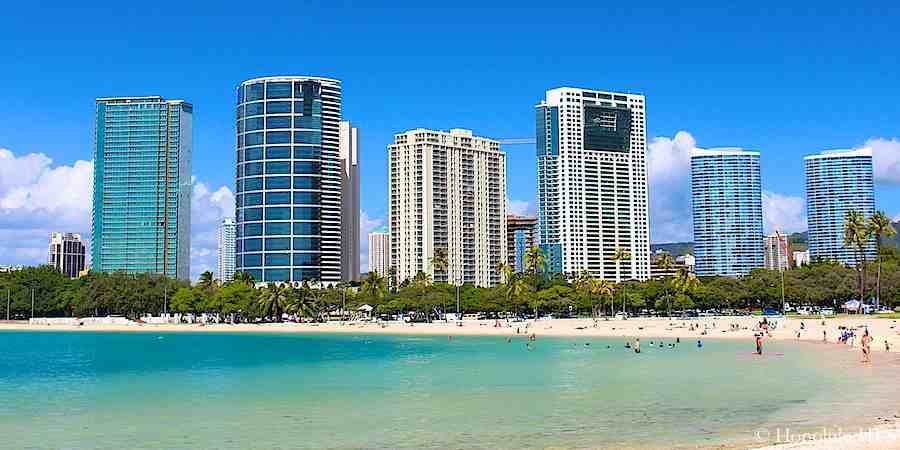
[805,149,875,266]
[235,76,342,283]
[691,148,764,276]
[92,96,192,279]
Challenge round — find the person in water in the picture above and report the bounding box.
[634,338,641,354]
[696,340,703,348]
[755,333,763,355]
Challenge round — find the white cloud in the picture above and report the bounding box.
[865,137,900,185]
[0,148,93,266]
[508,199,536,216]
[762,191,806,235]
[0,147,235,282]
[647,131,696,243]
[359,211,385,274]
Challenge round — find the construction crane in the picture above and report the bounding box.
[497,138,536,145]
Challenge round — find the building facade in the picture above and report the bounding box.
[93,96,192,279]
[535,87,650,282]
[367,227,389,278]
[48,232,86,278]
[804,149,876,266]
[390,128,507,287]
[691,148,764,276]
[217,218,237,282]
[764,233,790,271]
[235,76,343,284]
[339,121,360,282]
[507,214,538,272]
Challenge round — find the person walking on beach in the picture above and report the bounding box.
[861,329,872,363]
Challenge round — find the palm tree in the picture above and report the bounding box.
[198,271,215,290]
[844,210,872,309]
[495,260,513,284]
[361,271,387,304]
[868,211,896,310]
[610,248,631,314]
[504,272,529,315]
[655,252,676,316]
[258,283,291,322]
[430,247,450,283]
[388,266,398,293]
[524,246,546,276]
[594,279,614,317]
[673,267,700,298]
[233,271,256,287]
[575,270,595,317]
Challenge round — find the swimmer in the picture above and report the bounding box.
[697,340,703,348]
[506,337,512,343]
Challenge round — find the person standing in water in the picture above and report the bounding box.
[634,338,641,354]
[755,334,763,355]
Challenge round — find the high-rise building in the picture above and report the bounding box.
[506,214,537,272]
[48,232,86,278]
[764,233,790,271]
[691,148,764,276]
[339,121,360,282]
[367,227,389,278]
[536,87,650,281]
[93,96,192,279]
[805,148,875,266]
[235,76,342,284]
[217,218,237,282]
[390,128,506,287]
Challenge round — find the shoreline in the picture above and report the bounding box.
[3,316,900,351]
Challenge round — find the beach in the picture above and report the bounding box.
[5,315,900,352]
[3,316,900,450]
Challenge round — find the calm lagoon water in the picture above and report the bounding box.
[0,331,892,449]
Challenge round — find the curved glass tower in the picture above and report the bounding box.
[235,76,342,283]
[690,148,764,277]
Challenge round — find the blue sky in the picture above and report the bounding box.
[1,1,899,276]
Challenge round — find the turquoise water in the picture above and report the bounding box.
[0,331,890,449]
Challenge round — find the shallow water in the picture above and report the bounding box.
[0,331,897,449]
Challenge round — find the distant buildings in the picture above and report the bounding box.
[691,148,764,276]
[389,128,506,287]
[367,227,389,278]
[650,252,695,279]
[507,214,537,272]
[235,76,349,284]
[48,233,86,278]
[340,121,360,282]
[217,218,236,282]
[764,234,790,271]
[793,250,810,267]
[92,96,192,279]
[536,87,650,281]
[0,265,24,273]
[805,149,875,266]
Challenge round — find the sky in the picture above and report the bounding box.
[1,1,899,279]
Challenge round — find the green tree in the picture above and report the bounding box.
[431,247,450,283]
[869,210,896,309]
[360,271,387,305]
[258,283,291,322]
[610,248,632,314]
[844,210,873,307]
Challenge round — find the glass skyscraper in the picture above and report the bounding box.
[235,76,342,283]
[804,148,875,266]
[92,96,192,279]
[690,148,764,276]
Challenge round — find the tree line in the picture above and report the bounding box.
[1,210,896,321]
